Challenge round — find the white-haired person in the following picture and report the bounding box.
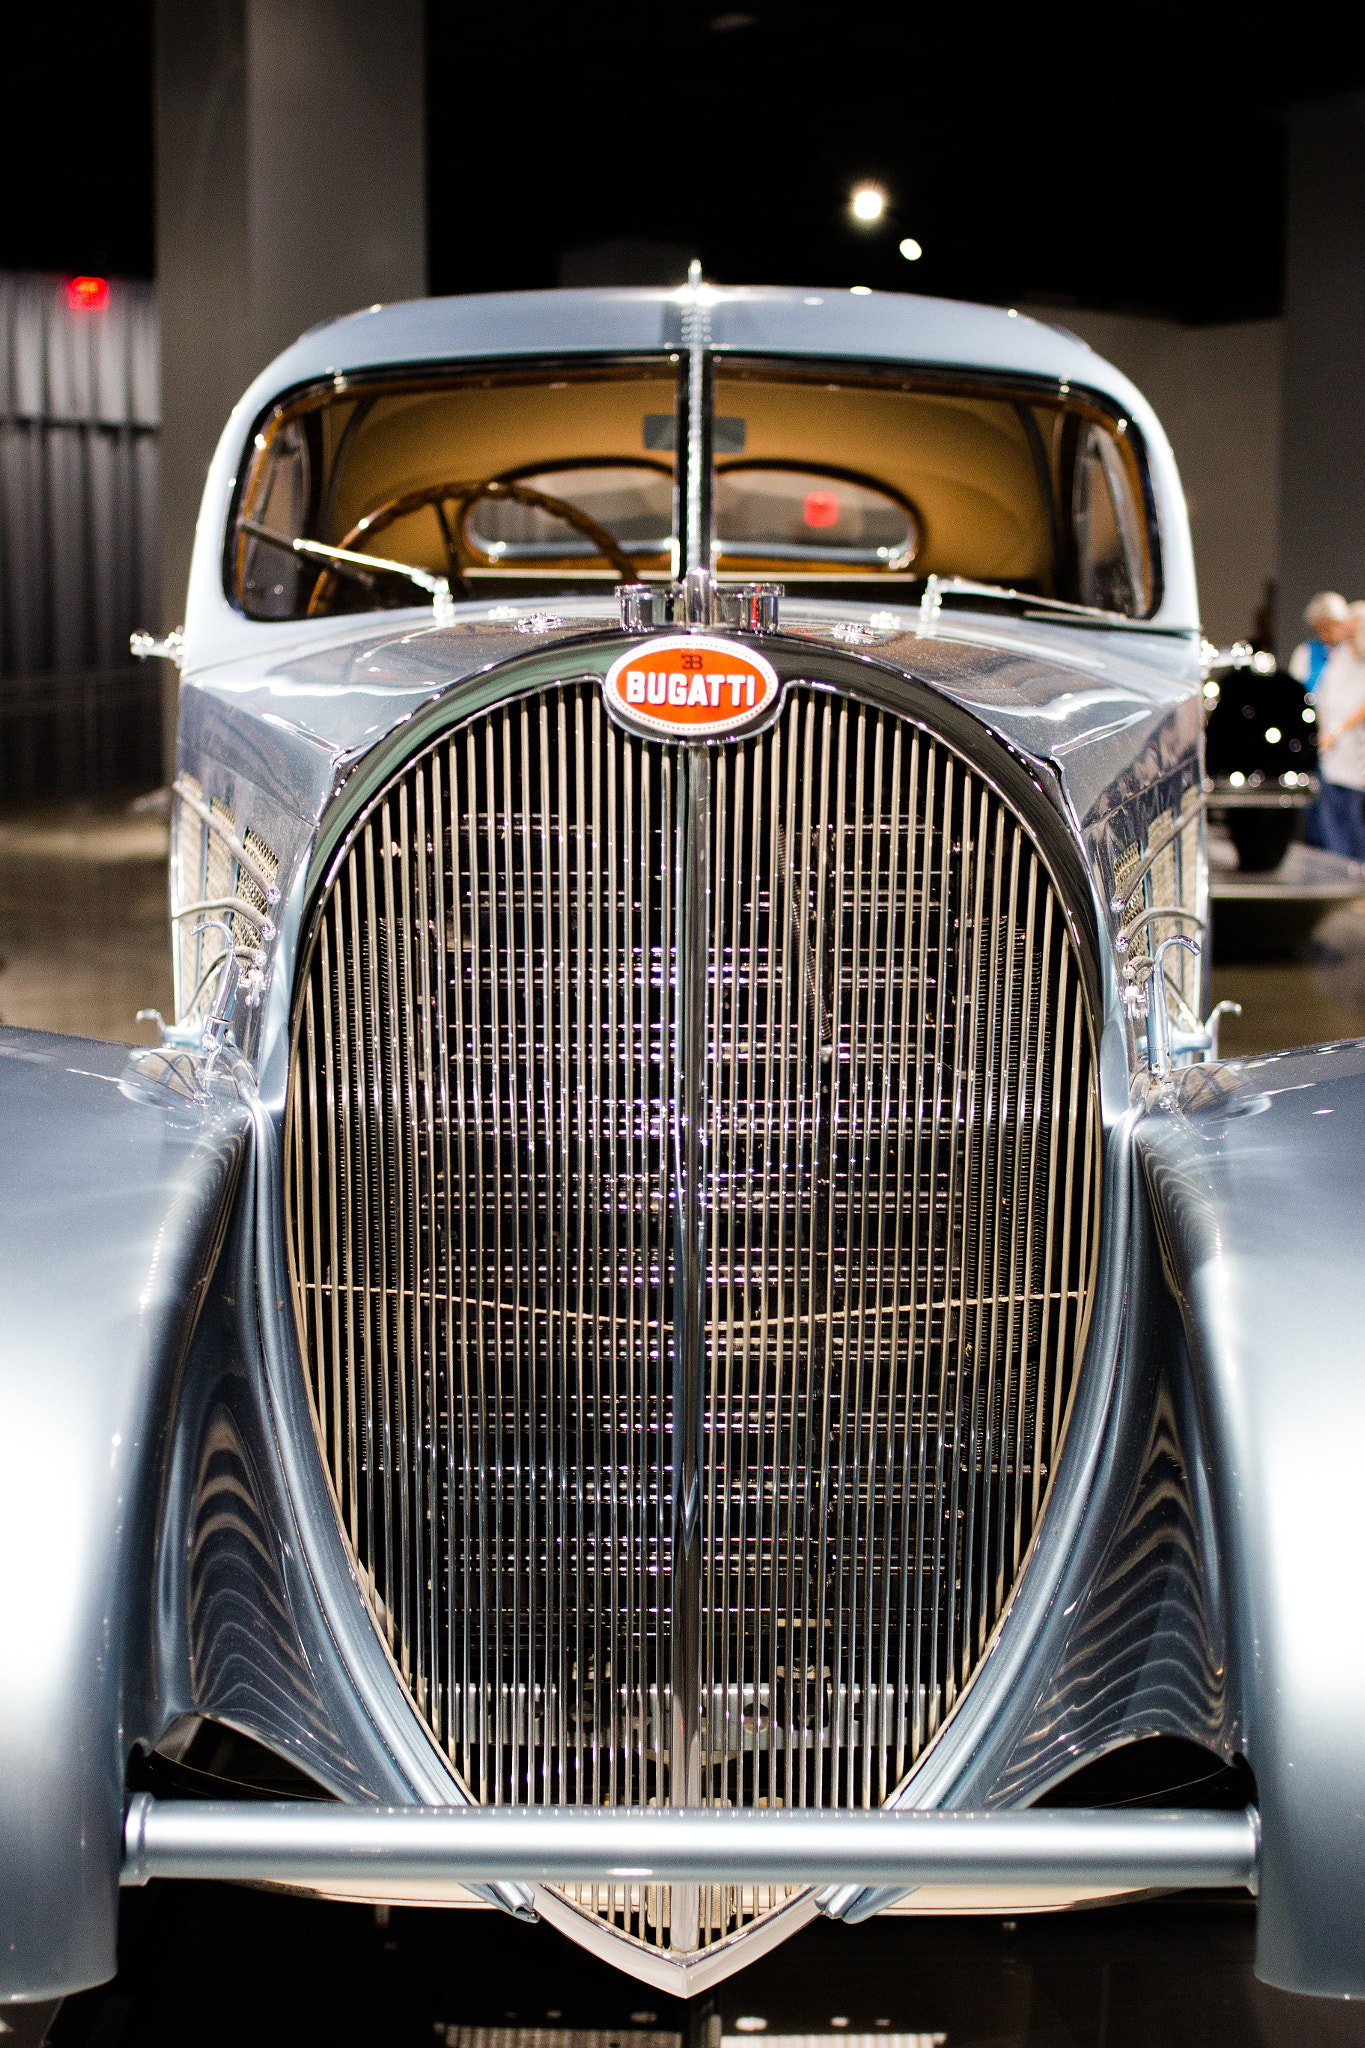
[1306,599,1365,862]
[1289,590,1351,695]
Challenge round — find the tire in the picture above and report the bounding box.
[1227,807,1296,873]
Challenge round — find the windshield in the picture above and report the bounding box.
[229,354,1157,620]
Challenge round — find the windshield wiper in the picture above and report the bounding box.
[241,521,456,623]
[918,574,1189,636]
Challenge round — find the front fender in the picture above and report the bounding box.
[0,1031,249,2003]
[1136,1042,1365,1997]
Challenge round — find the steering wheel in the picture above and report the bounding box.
[305,475,639,615]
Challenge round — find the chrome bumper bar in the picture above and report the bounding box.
[122,1795,1258,1894]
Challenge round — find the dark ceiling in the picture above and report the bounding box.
[5,2,1364,324]
[430,2,1365,323]
[2,5,154,281]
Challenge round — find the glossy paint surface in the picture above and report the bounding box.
[177,603,1204,1143]
[1136,1043,1365,1995]
[0,1033,250,1999]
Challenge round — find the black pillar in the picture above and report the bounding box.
[154,0,425,765]
[1277,92,1365,656]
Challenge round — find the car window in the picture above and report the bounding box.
[715,463,918,569]
[228,357,1157,619]
[231,362,681,619]
[1070,420,1150,614]
[463,460,673,561]
[711,364,1156,613]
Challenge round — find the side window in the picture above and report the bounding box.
[236,418,312,618]
[1071,422,1150,615]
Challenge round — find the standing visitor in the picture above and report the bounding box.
[1289,591,1351,694]
[1306,600,1365,861]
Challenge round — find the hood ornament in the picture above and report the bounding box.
[619,568,780,634]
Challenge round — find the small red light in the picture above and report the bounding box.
[803,489,840,530]
[67,276,110,312]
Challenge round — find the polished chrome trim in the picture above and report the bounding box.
[714,543,913,569]
[1114,904,1205,952]
[680,263,711,577]
[283,652,1104,1968]
[670,743,711,1952]
[130,625,184,667]
[173,777,281,904]
[123,1795,1259,1894]
[618,579,781,633]
[1142,934,1202,1077]
[1112,796,1210,913]
[535,1880,820,2000]
[170,897,272,935]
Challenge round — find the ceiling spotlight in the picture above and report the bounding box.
[899,237,923,262]
[851,185,885,223]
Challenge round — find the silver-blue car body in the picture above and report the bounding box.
[3,282,1362,2007]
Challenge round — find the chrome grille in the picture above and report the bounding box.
[285,679,1100,1956]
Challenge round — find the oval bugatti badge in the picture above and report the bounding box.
[604,635,781,739]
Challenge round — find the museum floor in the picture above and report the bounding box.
[0,796,174,1046]
[5,793,1365,2048]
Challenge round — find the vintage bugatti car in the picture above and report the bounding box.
[4,277,1364,2011]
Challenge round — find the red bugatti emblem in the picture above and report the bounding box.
[604,635,781,739]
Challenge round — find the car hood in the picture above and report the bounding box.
[179,595,1203,876]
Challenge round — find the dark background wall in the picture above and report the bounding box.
[4,1,1365,789]
[155,0,425,766]
[424,6,1298,324]
[0,275,161,797]
[1278,93,1365,649]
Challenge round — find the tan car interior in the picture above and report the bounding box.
[236,358,1150,615]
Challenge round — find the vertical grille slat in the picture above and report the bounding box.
[286,678,1100,1960]
[413,766,440,1728]
[941,779,988,1717]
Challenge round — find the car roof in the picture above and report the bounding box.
[260,284,1129,409]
